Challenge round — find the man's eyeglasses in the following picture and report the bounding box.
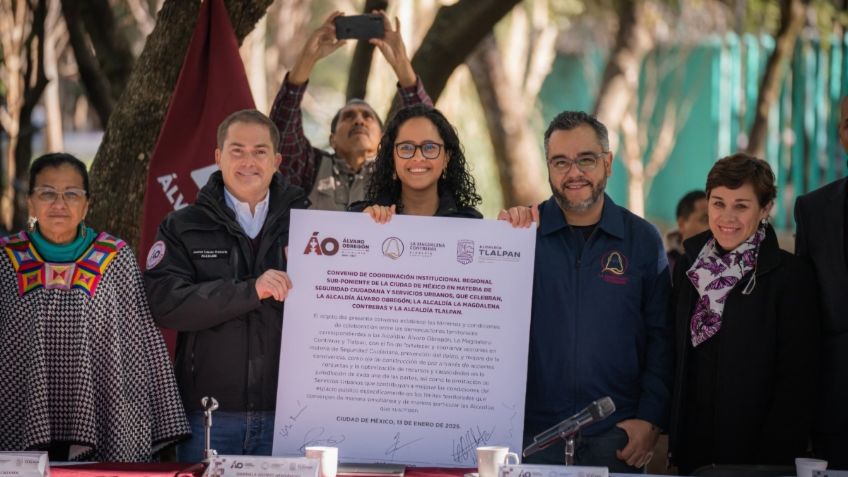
[547,151,607,173]
[31,187,87,204]
[395,142,443,160]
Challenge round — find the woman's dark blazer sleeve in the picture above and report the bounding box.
[756,254,821,461]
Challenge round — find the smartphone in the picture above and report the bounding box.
[334,14,384,40]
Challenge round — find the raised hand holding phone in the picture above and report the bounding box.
[368,10,416,88]
[289,11,346,85]
[333,13,384,40]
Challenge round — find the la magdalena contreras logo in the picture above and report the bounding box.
[381,237,404,259]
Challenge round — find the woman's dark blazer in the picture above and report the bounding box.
[668,225,820,470]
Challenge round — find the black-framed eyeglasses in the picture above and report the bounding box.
[547,151,607,173]
[395,142,444,160]
[31,187,87,204]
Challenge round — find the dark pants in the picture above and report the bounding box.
[177,411,276,461]
[523,426,644,474]
[814,434,848,470]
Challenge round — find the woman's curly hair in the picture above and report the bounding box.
[365,104,481,210]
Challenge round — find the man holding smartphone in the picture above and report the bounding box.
[270,10,433,211]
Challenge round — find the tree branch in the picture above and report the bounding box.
[346,0,387,102]
[79,0,135,102]
[593,0,653,148]
[389,0,522,115]
[14,0,49,229]
[467,33,545,207]
[125,0,156,36]
[87,0,273,247]
[746,0,807,157]
[61,0,114,126]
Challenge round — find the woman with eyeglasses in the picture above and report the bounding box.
[0,153,189,461]
[668,153,819,473]
[349,104,482,220]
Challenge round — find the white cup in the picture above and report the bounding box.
[476,446,520,477]
[796,457,828,477]
[305,446,338,477]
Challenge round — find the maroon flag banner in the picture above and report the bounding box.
[140,0,255,260]
[140,0,255,354]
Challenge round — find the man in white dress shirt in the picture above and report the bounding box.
[144,109,309,458]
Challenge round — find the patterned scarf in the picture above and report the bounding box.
[686,227,765,347]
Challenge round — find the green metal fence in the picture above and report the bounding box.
[539,32,848,230]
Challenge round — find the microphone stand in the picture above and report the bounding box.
[564,436,575,466]
[522,397,616,466]
[523,423,580,465]
[202,396,220,462]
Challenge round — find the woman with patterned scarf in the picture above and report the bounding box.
[0,153,189,461]
[667,153,820,474]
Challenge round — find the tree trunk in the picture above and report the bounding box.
[62,0,115,127]
[0,0,49,231]
[125,0,156,36]
[242,14,268,111]
[16,0,49,231]
[86,0,272,247]
[467,34,546,207]
[43,0,66,153]
[0,1,28,231]
[43,60,64,152]
[267,0,310,110]
[389,0,522,114]
[616,40,697,218]
[79,0,135,103]
[346,0,388,102]
[592,0,653,150]
[620,109,645,217]
[627,172,646,218]
[60,0,135,128]
[270,0,310,73]
[745,0,806,158]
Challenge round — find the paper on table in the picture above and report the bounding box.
[501,464,608,477]
[0,452,49,477]
[203,456,318,477]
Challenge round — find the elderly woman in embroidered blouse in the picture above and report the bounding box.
[0,153,189,461]
[667,153,820,473]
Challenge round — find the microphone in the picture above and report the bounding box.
[522,396,616,457]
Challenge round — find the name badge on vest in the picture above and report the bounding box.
[191,249,230,259]
[315,175,337,192]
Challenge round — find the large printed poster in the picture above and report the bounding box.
[273,210,536,467]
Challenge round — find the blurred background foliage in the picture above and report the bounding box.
[1,0,846,246]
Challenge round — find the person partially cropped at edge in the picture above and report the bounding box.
[500,111,672,472]
[0,153,189,461]
[270,10,433,211]
[144,110,309,458]
[666,190,708,274]
[668,154,819,473]
[793,95,848,469]
[349,104,482,220]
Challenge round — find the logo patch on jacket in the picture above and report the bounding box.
[146,240,166,270]
[191,249,230,259]
[600,250,629,285]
